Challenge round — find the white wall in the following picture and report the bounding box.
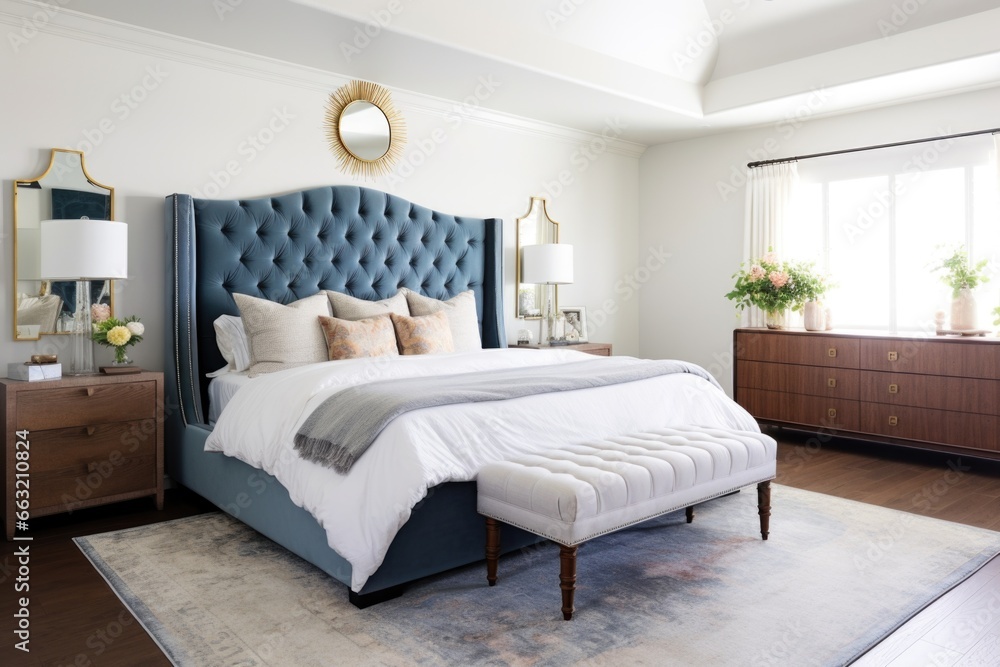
[639,85,1000,394]
[0,9,642,371]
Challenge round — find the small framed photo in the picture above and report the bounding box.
[559,306,588,343]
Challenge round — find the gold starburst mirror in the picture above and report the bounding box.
[325,80,406,179]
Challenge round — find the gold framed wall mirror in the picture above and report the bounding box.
[13,149,115,340]
[515,197,561,320]
[324,80,406,179]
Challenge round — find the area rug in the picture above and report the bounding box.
[75,485,1000,666]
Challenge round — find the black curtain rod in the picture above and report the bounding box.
[747,127,1000,169]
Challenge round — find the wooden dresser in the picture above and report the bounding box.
[733,329,1000,458]
[1,371,164,539]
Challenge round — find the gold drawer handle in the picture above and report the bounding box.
[827,408,837,419]
[827,348,837,358]
[888,351,898,362]
[827,378,837,388]
[86,426,96,436]
[86,387,96,397]
[87,462,98,473]
[889,416,898,426]
[888,384,898,394]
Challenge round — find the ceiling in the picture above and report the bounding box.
[62,0,1000,145]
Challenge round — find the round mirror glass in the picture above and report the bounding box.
[338,100,391,161]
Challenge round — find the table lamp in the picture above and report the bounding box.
[521,243,574,344]
[40,219,128,375]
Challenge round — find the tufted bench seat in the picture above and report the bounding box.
[476,426,777,619]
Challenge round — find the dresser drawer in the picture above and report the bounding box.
[861,338,1000,379]
[860,371,1000,416]
[737,361,859,399]
[738,388,860,432]
[16,381,156,431]
[30,421,158,509]
[736,331,859,369]
[860,404,999,451]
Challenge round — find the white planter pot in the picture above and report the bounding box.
[803,301,826,331]
[951,287,977,331]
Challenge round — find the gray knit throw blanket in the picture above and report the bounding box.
[293,357,720,474]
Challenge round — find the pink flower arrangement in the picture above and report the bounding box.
[769,271,789,288]
[91,303,111,323]
[726,250,829,316]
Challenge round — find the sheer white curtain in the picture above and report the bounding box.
[742,162,799,327]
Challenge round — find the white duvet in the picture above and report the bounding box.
[205,348,758,591]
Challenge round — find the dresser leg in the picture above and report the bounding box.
[485,517,500,586]
[757,481,771,540]
[685,506,695,523]
[560,544,578,620]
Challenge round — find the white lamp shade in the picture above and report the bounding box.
[521,243,574,285]
[40,219,128,280]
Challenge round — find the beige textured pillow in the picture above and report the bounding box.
[233,293,331,376]
[390,311,455,355]
[325,290,409,321]
[401,289,481,352]
[318,315,399,360]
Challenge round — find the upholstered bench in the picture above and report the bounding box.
[476,426,777,619]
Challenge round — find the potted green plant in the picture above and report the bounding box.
[726,252,828,329]
[932,247,990,331]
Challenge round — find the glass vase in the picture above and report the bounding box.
[765,310,787,330]
[113,347,131,365]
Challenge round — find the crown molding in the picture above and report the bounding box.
[0,0,647,158]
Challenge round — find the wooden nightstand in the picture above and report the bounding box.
[1,371,164,540]
[517,342,613,356]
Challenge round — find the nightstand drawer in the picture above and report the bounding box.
[16,381,156,431]
[31,421,158,509]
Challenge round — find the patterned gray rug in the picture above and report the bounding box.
[75,485,1000,666]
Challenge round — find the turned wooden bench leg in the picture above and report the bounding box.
[685,505,695,523]
[559,544,578,620]
[485,517,500,586]
[757,481,771,541]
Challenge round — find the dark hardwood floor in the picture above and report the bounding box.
[3,432,1000,666]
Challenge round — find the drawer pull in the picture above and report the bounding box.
[827,348,837,358]
[87,387,95,397]
[888,384,898,394]
[86,426,96,436]
[827,408,837,419]
[87,462,98,473]
[827,378,837,388]
[888,416,898,427]
[888,351,898,362]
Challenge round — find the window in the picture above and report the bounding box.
[785,135,999,331]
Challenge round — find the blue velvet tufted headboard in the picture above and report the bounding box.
[165,186,505,432]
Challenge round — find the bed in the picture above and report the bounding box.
[164,185,758,606]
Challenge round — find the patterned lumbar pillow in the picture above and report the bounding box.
[325,290,409,321]
[318,315,399,360]
[233,293,331,376]
[401,288,481,352]
[390,310,455,355]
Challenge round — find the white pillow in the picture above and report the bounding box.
[325,290,409,321]
[233,293,331,376]
[401,288,481,352]
[208,315,251,376]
